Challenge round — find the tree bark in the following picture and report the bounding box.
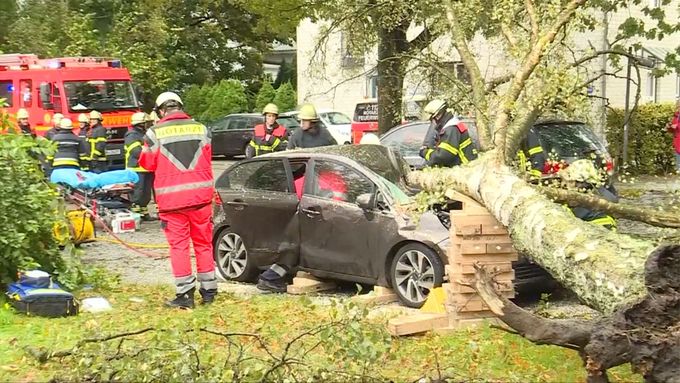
[377,25,407,134]
[409,152,654,313]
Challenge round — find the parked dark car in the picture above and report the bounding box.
[212,145,448,308]
[380,119,614,181]
[209,113,300,158]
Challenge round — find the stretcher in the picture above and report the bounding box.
[50,169,139,244]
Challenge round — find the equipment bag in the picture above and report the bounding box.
[6,271,79,318]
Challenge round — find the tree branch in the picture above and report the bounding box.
[500,24,519,51]
[445,1,492,150]
[408,24,438,53]
[485,74,514,93]
[525,0,540,45]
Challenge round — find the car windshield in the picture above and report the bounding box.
[64,80,137,113]
[374,174,411,205]
[534,123,607,159]
[322,112,352,125]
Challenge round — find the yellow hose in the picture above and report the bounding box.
[94,236,169,249]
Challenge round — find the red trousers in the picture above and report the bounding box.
[159,203,214,278]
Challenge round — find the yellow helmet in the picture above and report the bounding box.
[53,113,64,126]
[422,99,447,120]
[359,133,381,145]
[155,91,182,108]
[59,118,74,130]
[559,159,600,184]
[298,104,318,121]
[17,108,29,119]
[262,103,279,115]
[89,110,103,120]
[131,112,147,126]
[146,110,159,123]
[78,113,88,123]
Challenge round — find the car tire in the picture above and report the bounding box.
[389,243,444,308]
[213,228,259,282]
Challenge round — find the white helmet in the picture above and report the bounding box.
[359,133,381,145]
[422,99,447,120]
[155,92,183,108]
[131,112,147,126]
[59,118,74,130]
[52,113,64,126]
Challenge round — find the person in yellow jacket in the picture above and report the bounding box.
[124,112,155,220]
[88,110,108,173]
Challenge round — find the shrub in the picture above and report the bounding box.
[253,80,276,113]
[273,82,297,113]
[200,79,248,123]
[606,103,677,175]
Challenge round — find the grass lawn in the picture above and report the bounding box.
[0,284,640,382]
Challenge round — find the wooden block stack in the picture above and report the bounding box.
[443,191,518,326]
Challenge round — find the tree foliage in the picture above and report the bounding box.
[254,81,277,113]
[200,80,249,123]
[273,82,298,113]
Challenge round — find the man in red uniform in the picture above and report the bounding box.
[139,91,217,309]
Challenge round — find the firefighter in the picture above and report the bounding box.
[16,108,32,136]
[516,127,546,180]
[287,104,337,149]
[247,103,288,158]
[88,110,108,173]
[125,112,154,221]
[418,99,477,167]
[559,159,618,230]
[46,118,89,173]
[139,92,217,309]
[77,113,90,138]
[45,113,64,140]
[257,165,348,293]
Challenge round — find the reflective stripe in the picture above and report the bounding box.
[53,158,80,166]
[125,141,146,172]
[155,180,213,196]
[529,169,542,178]
[459,138,472,149]
[517,150,527,171]
[458,138,472,164]
[590,215,617,228]
[528,146,543,155]
[438,142,459,156]
[424,148,434,161]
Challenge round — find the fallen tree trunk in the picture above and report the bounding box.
[409,152,657,313]
[469,245,680,382]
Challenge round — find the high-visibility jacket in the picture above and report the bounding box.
[47,130,89,170]
[516,128,546,179]
[249,123,288,156]
[422,115,477,167]
[138,111,214,212]
[569,186,618,230]
[124,126,147,172]
[88,123,107,162]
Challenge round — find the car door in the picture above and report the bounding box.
[298,158,394,280]
[214,158,300,265]
[210,117,230,155]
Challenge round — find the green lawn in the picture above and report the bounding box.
[0,285,639,382]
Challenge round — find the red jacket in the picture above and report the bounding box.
[670,111,680,154]
[139,111,214,212]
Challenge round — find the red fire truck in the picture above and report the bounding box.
[0,54,142,169]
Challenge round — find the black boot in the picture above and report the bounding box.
[165,288,195,309]
[257,277,288,293]
[199,288,218,305]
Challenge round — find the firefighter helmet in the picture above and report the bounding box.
[422,99,447,120]
[298,104,318,121]
[17,108,29,119]
[155,92,183,108]
[359,133,381,145]
[131,112,147,126]
[59,118,74,130]
[147,110,159,123]
[78,113,88,123]
[89,110,103,121]
[53,113,64,126]
[560,159,600,184]
[262,103,279,115]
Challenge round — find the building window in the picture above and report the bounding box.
[367,74,378,98]
[340,32,364,68]
[0,81,14,107]
[646,72,657,102]
[430,62,471,89]
[676,75,680,99]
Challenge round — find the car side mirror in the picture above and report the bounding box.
[356,193,374,210]
[39,82,53,110]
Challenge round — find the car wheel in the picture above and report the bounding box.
[214,228,258,282]
[390,243,444,308]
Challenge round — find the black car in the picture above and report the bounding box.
[380,119,615,180]
[209,113,300,158]
[212,145,449,308]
